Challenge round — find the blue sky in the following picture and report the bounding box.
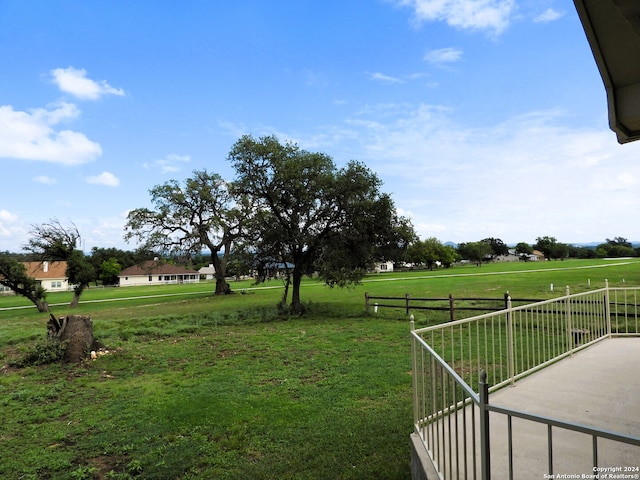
[2,0,639,252]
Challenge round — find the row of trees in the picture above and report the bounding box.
[124,135,415,314]
[1,136,415,315]
[1,135,637,315]
[402,236,638,270]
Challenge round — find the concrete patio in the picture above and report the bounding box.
[486,337,640,478]
[412,337,640,479]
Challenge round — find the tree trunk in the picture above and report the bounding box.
[280,275,291,309]
[69,284,88,308]
[34,299,49,313]
[211,252,232,295]
[290,269,303,314]
[215,277,232,295]
[47,314,96,362]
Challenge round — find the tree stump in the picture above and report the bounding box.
[47,314,96,362]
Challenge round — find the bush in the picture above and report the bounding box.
[12,340,67,367]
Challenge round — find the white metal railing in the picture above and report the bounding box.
[410,281,640,480]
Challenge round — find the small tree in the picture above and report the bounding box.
[407,237,447,270]
[457,241,492,266]
[24,220,95,308]
[481,237,509,259]
[534,236,569,260]
[0,253,49,312]
[99,257,122,285]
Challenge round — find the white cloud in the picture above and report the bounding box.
[534,8,564,23]
[0,210,28,250]
[0,103,102,165]
[85,171,120,187]
[51,66,125,100]
[396,0,516,35]
[424,47,463,65]
[293,102,640,244]
[369,72,404,84]
[33,175,57,185]
[0,210,18,223]
[144,153,191,173]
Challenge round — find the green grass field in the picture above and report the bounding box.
[1,259,638,479]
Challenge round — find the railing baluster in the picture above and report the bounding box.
[507,415,513,480]
[548,424,553,476]
[411,285,639,480]
[479,370,490,480]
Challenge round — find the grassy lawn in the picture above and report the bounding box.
[1,259,639,479]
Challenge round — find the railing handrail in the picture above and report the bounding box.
[413,287,610,335]
[411,283,640,479]
[487,404,640,446]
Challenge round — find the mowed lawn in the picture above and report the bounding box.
[1,259,638,479]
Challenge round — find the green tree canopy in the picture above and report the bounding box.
[534,236,569,260]
[124,169,249,295]
[24,219,94,308]
[99,257,122,285]
[406,237,457,269]
[0,253,49,312]
[229,134,413,314]
[481,237,509,258]
[597,238,636,258]
[457,241,492,265]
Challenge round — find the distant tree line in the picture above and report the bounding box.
[398,235,638,270]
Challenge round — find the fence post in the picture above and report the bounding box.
[410,315,418,428]
[365,292,370,314]
[479,370,491,480]
[604,279,612,337]
[506,295,515,386]
[405,293,410,316]
[449,293,455,322]
[565,285,573,355]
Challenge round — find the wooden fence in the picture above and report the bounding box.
[364,292,542,322]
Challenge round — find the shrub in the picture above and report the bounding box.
[12,340,67,367]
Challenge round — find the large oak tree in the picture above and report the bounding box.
[124,169,248,295]
[229,135,413,314]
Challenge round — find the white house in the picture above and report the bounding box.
[372,261,394,273]
[1,261,70,294]
[198,264,216,280]
[25,261,69,292]
[118,260,199,287]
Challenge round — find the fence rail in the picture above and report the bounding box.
[366,292,541,321]
[410,281,640,479]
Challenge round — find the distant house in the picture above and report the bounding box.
[118,260,199,287]
[1,261,69,294]
[495,250,521,262]
[24,261,69,292]
[262,262,295,278]
[372,261,394,273]
[532,250,545,261]
[198,264,216,280]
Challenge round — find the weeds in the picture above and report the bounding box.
[11,339,67,367]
